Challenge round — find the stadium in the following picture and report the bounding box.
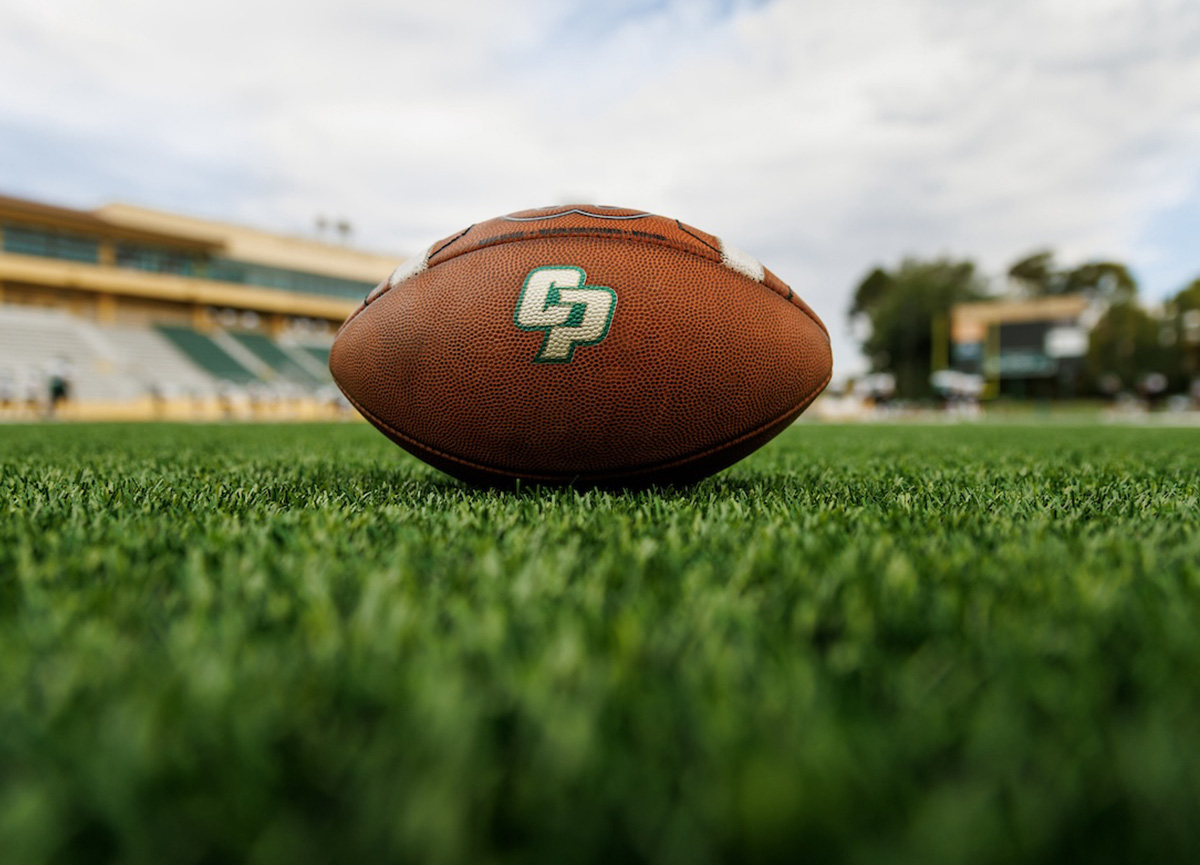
[4,3,1200,865]
[0,192,401,419]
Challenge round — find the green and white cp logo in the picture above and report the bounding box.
[514,266,616,363]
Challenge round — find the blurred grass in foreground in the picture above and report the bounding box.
[2,422,1199,864]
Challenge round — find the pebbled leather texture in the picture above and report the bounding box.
[330,205,833,487]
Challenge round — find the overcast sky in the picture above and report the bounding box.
[2,0,1199,371]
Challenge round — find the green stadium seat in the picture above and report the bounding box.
[230,332,324,386]
[156,325,258,385]
[302,345,331,370]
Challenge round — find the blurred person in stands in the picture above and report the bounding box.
[0,369,14,418]
[46,357,72,418]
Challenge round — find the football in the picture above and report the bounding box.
[330,205,832,487]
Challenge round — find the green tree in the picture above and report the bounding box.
[1086,300,1173,393]
[1006,251,1137,301]
[1170,278,1200,385]
[1007,250,1060,296]
[1063,261,1137,302]
[849,267,893,317]
[850,258,986,399]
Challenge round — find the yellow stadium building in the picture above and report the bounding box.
[949,294,1093,399]
[0,192,405,420]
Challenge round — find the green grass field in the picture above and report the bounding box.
[3,421,1199,864]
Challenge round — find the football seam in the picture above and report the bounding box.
[501,208,652,222]
[431,225,474,258]
[674,220,721,255]
[336,368,833,485]
[359,228,828,337]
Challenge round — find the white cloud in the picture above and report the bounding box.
[2,0,1200,372]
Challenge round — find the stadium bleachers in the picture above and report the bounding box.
[0,306,133,402]
[228,331,324,386]
[104,324,218,397]
[156,325,259,385]
[299,344,331,370]
[0,304,336,415]
[280,341,333,382]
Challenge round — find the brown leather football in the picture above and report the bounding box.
[330,205,832,487]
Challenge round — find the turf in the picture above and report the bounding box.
[2,421,1199,864]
